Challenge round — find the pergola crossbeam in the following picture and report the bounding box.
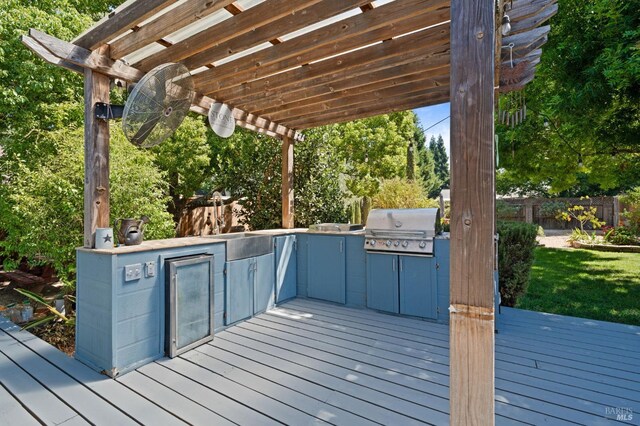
[191,0,449,91]
[74,0,176,50]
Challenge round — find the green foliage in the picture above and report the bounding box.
[150,115,211,220]
[14,288,73,329]
[497,221,539,306]
[539,200,568,218]
[332,112,414,198]
[293,127,348,226]
[620,186,640,231]
[371,178,438,209]
[604,226,640,246]
[556,196,606,232]
[496,0,640,194]
[495,200,521,219]
[428,135,449,190]
[0,125,175,284]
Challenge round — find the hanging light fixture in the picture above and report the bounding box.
[501,14,512,36]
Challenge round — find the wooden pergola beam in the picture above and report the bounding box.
[508,0,557,22]
[181,0,375,71]
[207,25,450,101]
[502,25,550,51]
[449,0,496,424]
[191,0,449,90]
[509,3,558,35]
[83,47,111,248]
[281,135,294,229]
[254,68,449,117]
[288,88,450,129]
[26,29,302,142]
[109,0,236,59]
[237,56,449,112]
[74,0,176,50]
[135,0,324,71]
[271,76,449,123]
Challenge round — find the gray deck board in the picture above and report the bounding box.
[1,298,638,425]
[0,379,41,426]
[0,317,186,425]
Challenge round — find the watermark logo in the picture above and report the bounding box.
[605,407,633,421]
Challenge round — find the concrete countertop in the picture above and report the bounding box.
[77,236,225,255]
[77,227,378,255]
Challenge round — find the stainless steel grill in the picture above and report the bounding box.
[364,208,441,256]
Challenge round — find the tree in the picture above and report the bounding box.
[413,123,441,197]
[151,115,211,222]
[0,125,175,285]
[496,0,640,194]
[429,134,449,190]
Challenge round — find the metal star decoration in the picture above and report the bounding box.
[103,234,112,243]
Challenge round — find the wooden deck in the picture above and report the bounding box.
[1,298,638,425]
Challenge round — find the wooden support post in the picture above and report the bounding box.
[83,65,110,248]
[449,0,496,424]
[281,135,294,229]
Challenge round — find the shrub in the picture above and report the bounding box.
[0,125,175,287]
[620,187,640,232]
[371,178,438,209]
[556,196,605,232]
[495,200,520,219]
[604,226,640,246]
[539,200,567,218]
[497,221,539,306]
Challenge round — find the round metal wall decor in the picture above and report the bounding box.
[208,102,235,138]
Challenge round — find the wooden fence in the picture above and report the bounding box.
[498,196,621,229]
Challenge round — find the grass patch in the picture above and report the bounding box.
[516,247,640,326]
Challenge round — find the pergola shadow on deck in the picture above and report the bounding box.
[1,299,638,425]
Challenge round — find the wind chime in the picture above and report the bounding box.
[498,89,527,127]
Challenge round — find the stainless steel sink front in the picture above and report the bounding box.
[308,223,364,233]
[201,232,273,260]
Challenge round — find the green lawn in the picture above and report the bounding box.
[516,247,640,326]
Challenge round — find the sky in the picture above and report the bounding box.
[413,103,450,157]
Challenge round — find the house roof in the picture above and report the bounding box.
[23,0,556,140]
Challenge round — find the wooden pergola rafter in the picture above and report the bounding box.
[21,0,557,423]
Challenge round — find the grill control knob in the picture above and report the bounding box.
[419,241,427,249]
[402,241,409,248]
[370,240,376,246]
[394,241,400,247]
[385,240,392,247]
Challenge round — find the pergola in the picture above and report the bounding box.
[22,0,555,423]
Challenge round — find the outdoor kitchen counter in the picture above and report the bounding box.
[77,236,224,254]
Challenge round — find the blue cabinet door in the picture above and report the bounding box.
[399,255,437,319]
[254,253,275,314]
[366,253,399,313]
[275,235,297,303]
[307,235,346,304]
[225,258,253,325]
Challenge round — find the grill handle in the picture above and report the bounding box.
[367,229,429,239]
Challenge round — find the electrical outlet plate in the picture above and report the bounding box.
[145,261,156,277]
[124,263,142,281]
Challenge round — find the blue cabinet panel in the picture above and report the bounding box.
[307,235,346,304]
[254,253,275,314]
[275,236,297,303]
[366,253,399,313]
[399,256,437,319]
[225,258,253,325]
[345,235,366,307]
[296,234,308,297]
[435,238,450,323]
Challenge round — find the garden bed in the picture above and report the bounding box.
[571,241,640,253]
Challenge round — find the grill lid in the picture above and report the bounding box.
[364,208,441,255]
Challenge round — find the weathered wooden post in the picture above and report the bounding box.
[449,0,496,424]
[282,135,294,229]
[83,59,110,248]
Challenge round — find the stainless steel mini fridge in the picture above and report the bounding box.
[165,254,214,357]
